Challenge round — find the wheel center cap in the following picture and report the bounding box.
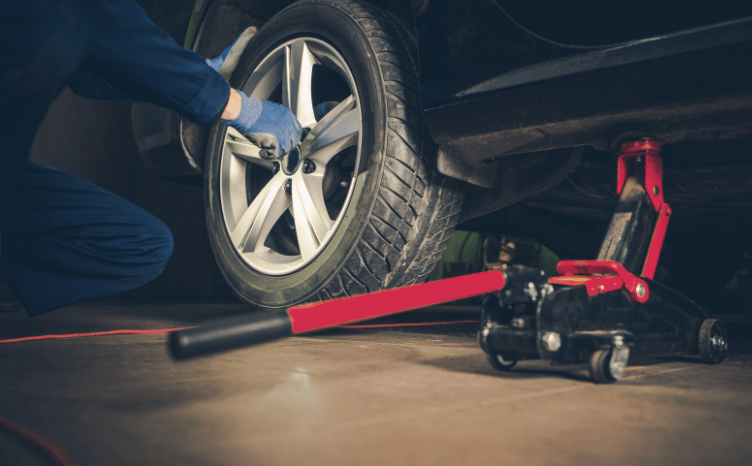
[282,146,302,175]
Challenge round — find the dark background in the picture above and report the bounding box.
[0,88,225,303]
[0,0,232,304]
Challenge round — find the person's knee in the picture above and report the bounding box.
[108,212,174,286]
[3,1,88,95]
[143,219,175,280]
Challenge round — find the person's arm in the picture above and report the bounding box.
[221,88,242,121]
[69,1,301,157]
[68,69,145,103]
[70,0,230,124]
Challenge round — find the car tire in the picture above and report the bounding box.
[204,0,464,309]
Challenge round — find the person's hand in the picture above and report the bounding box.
[206,27,257,80]
[223,89,303,159]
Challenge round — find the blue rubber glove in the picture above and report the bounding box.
[224,90,303,158]
[205,47,230,72]
[206,27,257,80]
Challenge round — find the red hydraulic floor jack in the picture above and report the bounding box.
[170,138,727,383]
[478,138,726,382]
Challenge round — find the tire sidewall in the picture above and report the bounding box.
[205,3,386,308]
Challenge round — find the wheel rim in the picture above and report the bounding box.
[220,38,362,276]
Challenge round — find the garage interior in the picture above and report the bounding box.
[2,302,752,466]
[3,1,752,465]
[1,83,751,465]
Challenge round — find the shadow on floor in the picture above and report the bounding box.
[417,352,595,383]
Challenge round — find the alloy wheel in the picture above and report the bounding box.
[219,38,362,276]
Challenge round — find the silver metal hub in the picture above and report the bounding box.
[609,346,630,380]
[219,38,362,276]
[541,332,562,352]
[282,147,302,175]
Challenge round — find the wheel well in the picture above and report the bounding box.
[192,0,415,59]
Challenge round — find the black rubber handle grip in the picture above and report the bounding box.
[169,310,292,359]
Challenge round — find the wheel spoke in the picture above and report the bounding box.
[290,171,333,261]
[220,37,364,276]
[283,40,318,129]
[226,128,274,170]
[305,95,360,165]
[229,174,290,253]
[241,49,284,100]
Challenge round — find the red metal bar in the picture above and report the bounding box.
[554,260,649,303]
[548,275,623,296]
[287,270,506,334]
[618,138,664,212]
[641,203,672,279]
[170,270,506,358]
[549,138,669,303]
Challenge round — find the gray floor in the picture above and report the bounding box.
[1,303,751,466]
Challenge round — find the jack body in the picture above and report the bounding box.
[479,139,727,382]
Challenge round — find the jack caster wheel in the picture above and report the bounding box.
[487,352,517,371]
[698,318,727,364]
[589,346,630,383]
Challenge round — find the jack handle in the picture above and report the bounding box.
[169,270,506,359]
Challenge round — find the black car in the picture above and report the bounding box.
[133,0,752,309]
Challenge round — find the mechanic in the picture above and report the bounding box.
[0,0,302,316]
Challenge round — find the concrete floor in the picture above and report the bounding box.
[1,303,752,466]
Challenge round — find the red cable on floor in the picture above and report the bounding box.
[0,414,75,466]
[338,320,480,329]
[0,327,193,345]
[0,320,482,345]
[0,320,479,464]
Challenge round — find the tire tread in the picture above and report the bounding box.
[275,0,464,302]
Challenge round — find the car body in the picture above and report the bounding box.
[133,0,752,306]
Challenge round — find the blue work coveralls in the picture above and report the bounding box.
[0,0,231,316]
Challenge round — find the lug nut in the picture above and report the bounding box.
[272,162,280,175]
[284,179,292,195]
[303,159,315,174]
[259,149,274,160]
[541,331,562,352]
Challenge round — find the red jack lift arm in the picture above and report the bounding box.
[169,270,505,359]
